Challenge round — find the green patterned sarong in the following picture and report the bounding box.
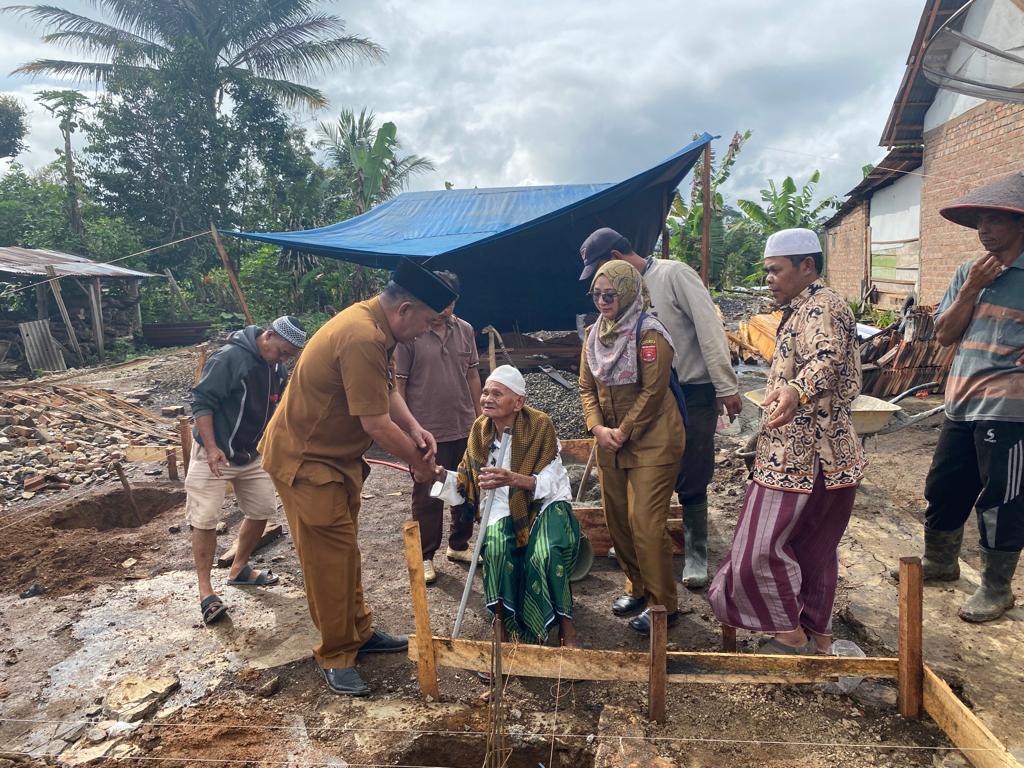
[482,500,581,644]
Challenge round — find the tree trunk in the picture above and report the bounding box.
[62,126,84,236]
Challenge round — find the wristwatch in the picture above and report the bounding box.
[788,381,811,406]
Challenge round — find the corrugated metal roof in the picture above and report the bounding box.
[0,246,155,279]
[879,0,970,148]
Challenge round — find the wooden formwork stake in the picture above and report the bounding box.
[166,448,179,481]
[112,462,143,525]
[721,625,737,653]
[194,343,208,386]
[402,521,440,700]
[648,605,667,724]
[178,417,192,479]
[898,556,924,719]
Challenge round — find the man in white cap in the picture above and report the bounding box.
[430,365,581,647]
[187,315,306,626]
[579,227,740,592]
[895,172,1024,623]
[708,229,864,654]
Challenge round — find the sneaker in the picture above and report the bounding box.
[422,560,437,585]
[446,545,481,564]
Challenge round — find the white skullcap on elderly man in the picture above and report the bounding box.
[763,228,822,258]
[486,365,526,396]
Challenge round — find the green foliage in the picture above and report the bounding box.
[666,130,751,285]
[0,95,28,159]
[735,170,840,238]
[318,107,435,214]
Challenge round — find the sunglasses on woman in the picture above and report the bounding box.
[588,290,619,304]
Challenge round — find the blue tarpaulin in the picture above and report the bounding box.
[228,133,712,331]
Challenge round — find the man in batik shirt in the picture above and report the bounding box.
[708,228,865,655]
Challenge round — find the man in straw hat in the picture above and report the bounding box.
[260,258,457,695]
[895,172,1024,623]
[708,228,864,654]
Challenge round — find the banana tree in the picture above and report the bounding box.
[666,129,751,283]
[735,170,839,237]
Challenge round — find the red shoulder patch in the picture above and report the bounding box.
[640,344,657,362]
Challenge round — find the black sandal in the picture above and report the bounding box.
[200,594,228,625]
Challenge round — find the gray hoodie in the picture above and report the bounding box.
[190,326,288,465]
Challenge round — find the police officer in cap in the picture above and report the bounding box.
[260,259,456,696]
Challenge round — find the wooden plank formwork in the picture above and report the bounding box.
[401,524,1022,766]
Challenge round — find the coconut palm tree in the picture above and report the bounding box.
[317,107,435,214]
[2,0,385,112]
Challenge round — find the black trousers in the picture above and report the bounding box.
[411,438,474,560]
[675,382,719,506]
[924,418,1024,552]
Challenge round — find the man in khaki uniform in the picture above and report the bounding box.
[260,258,457,696]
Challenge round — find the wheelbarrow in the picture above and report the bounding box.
[737,381,945,469]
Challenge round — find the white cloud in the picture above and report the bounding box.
[0,0,926,207]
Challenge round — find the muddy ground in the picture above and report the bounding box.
[0,348,1021,767]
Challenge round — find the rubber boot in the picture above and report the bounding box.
[680,503,709,589]
[890,527,963,581]
[959,548,1019,623]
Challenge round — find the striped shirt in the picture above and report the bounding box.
[936,251,1024,422]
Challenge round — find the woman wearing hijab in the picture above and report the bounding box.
[430,365,582,647]
[579,260,686,634]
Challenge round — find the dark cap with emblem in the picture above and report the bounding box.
[940,172,1024,229]
[579,227,632,281]
[391,257,459,312]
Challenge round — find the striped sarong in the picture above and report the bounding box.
[708,473,858,636]
[482,500,580,644]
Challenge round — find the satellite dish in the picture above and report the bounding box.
[921,0,1024,103]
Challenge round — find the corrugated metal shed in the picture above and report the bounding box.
[0,247,155,279]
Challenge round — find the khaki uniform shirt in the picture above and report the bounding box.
[579,328,686,470]
[753,280,866,493]
[260,297,394,489]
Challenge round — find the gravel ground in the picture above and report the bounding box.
[524,370,588,439]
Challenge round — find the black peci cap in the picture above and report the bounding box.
[392,257,459,312]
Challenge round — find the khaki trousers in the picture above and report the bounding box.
[599,463,678,612]
[272,476,373,668]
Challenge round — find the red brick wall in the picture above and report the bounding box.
[919,100,1024,304]
[824,200,868,302]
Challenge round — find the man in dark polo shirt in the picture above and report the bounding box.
[897,172,1024,623]
[260,258,456,695]
[394,271,482,584]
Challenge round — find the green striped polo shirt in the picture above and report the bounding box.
[936,251,1024,422]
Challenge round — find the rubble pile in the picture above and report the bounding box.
[523,369,588,440]
[0,384,177,511]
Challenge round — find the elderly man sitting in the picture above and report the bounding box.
[430,365,582,647]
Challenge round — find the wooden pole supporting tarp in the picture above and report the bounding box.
[700,142,712,286]
[403,521,440,700]
[210,223,253,325]
[44,266,85,365]
[898,556,924,719]
[922,665,1023,768]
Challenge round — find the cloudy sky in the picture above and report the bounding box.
[0,0,925,207]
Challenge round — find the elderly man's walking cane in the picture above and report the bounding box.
[453,427,512,638]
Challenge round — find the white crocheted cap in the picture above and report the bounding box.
[485,365,526,396]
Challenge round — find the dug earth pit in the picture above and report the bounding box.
[47,487,186,530]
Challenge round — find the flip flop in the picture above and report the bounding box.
[226,564,279,587]
[201,595,228,625]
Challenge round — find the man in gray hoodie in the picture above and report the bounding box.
[187,316,306,624]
